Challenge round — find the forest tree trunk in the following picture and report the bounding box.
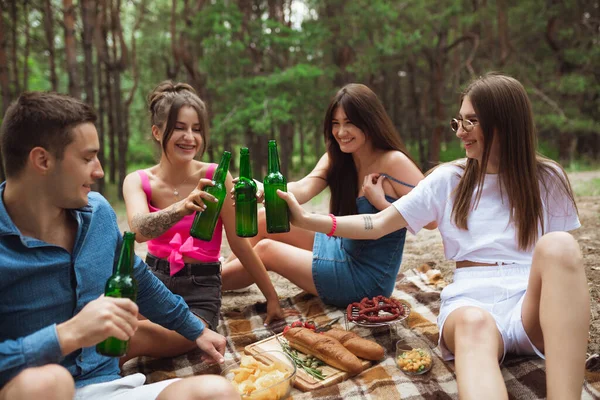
[63,0,81,98]
[43,0,58,91]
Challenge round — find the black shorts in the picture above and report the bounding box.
[146,254,222,331]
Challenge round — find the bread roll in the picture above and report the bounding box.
[323,328,385,361]
[283,327,363,374]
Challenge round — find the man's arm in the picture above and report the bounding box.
[132,255,205,340]
[0,326,63,388]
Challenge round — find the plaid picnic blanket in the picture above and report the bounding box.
[122,269,600,399]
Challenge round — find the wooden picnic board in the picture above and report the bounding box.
[245,332,371,392]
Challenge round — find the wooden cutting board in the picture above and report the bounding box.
[244,333,371,392]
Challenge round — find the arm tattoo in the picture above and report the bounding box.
[363,215,374,230]
[131,208,182,239]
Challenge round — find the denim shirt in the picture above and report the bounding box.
[0,183,204,388]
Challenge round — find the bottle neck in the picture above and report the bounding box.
[115,235,135,275]
[267,145,281,173]
[239,152,252,179]
[213,152,231,183]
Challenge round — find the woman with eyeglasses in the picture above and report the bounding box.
[222,83,434,307]
[278,73,588,399]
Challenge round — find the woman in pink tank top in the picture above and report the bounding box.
[120,81,286,362]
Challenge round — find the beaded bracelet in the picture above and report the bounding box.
[326,214,337,237]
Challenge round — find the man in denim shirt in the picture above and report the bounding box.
[0,92,240,400]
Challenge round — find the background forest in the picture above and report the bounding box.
[0,0,599,200]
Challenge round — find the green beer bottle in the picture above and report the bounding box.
[96,231,138,357]
[235,147,258,237]
[264,140,290,233]
[190,151,231,241]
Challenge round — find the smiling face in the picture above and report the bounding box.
[331,106,367,153]
[456,96,500,172]
[156,105,204,162]
[456,96,483,161]
[48,122,104,208]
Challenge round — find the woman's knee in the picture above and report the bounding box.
[194,375,240,400]
[451,307,498,342]
[534,231,582,273]
[254,239,276,263]
[8,365,74,400]
[161,375,240,400]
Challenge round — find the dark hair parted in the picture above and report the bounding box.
[148,81,209,159]
[323,83,419,216]
[451,73,577,250]
[0,91,97,178]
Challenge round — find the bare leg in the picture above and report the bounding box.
[222,239,317,295]
[225,208,315,263]
[520,232,589,400]
[442,307,507,400]
[120,315,204,365]
[157,375,241,400]
[0,365,74,400]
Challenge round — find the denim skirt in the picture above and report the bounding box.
[311,228,407,307]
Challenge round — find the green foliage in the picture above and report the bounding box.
[4,0,598,188]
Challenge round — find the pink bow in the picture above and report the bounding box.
[167,233,201,275]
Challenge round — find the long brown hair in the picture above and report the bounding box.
[324,83,418,216]
[451,73,577,250]
[147,81,209,160]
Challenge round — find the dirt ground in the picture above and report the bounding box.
[122,170,600,356]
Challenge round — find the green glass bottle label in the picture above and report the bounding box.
[190,151,231,241]
[96,231,138,358]
[235,148,258,237]
[264,140,290,233]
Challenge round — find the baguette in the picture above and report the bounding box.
[323,328,385,361]
[283,327,363,374]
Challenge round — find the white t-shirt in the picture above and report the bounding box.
[392,162,580,265]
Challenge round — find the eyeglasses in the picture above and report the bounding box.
[450,118,478,132]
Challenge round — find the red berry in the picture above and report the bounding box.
[283,326,290,334]
[290,321,304,328]
[304,321,316,330]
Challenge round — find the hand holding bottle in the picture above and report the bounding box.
[275,189,308,229]
[230,178,264,204]
[190,151,231,241]
[178,178,217,216]
[57,295,139,356]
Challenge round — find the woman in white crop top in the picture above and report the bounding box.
[278,73,589,400]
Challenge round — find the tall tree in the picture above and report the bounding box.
[9,0,19,96]
[63,0,80,98]
[21,0,30,91]
[95,0,117,184]
[0,0,10,181]
[80,0,96,105]
[43,0,58,91]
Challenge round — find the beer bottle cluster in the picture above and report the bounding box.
[189,140,290,241]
